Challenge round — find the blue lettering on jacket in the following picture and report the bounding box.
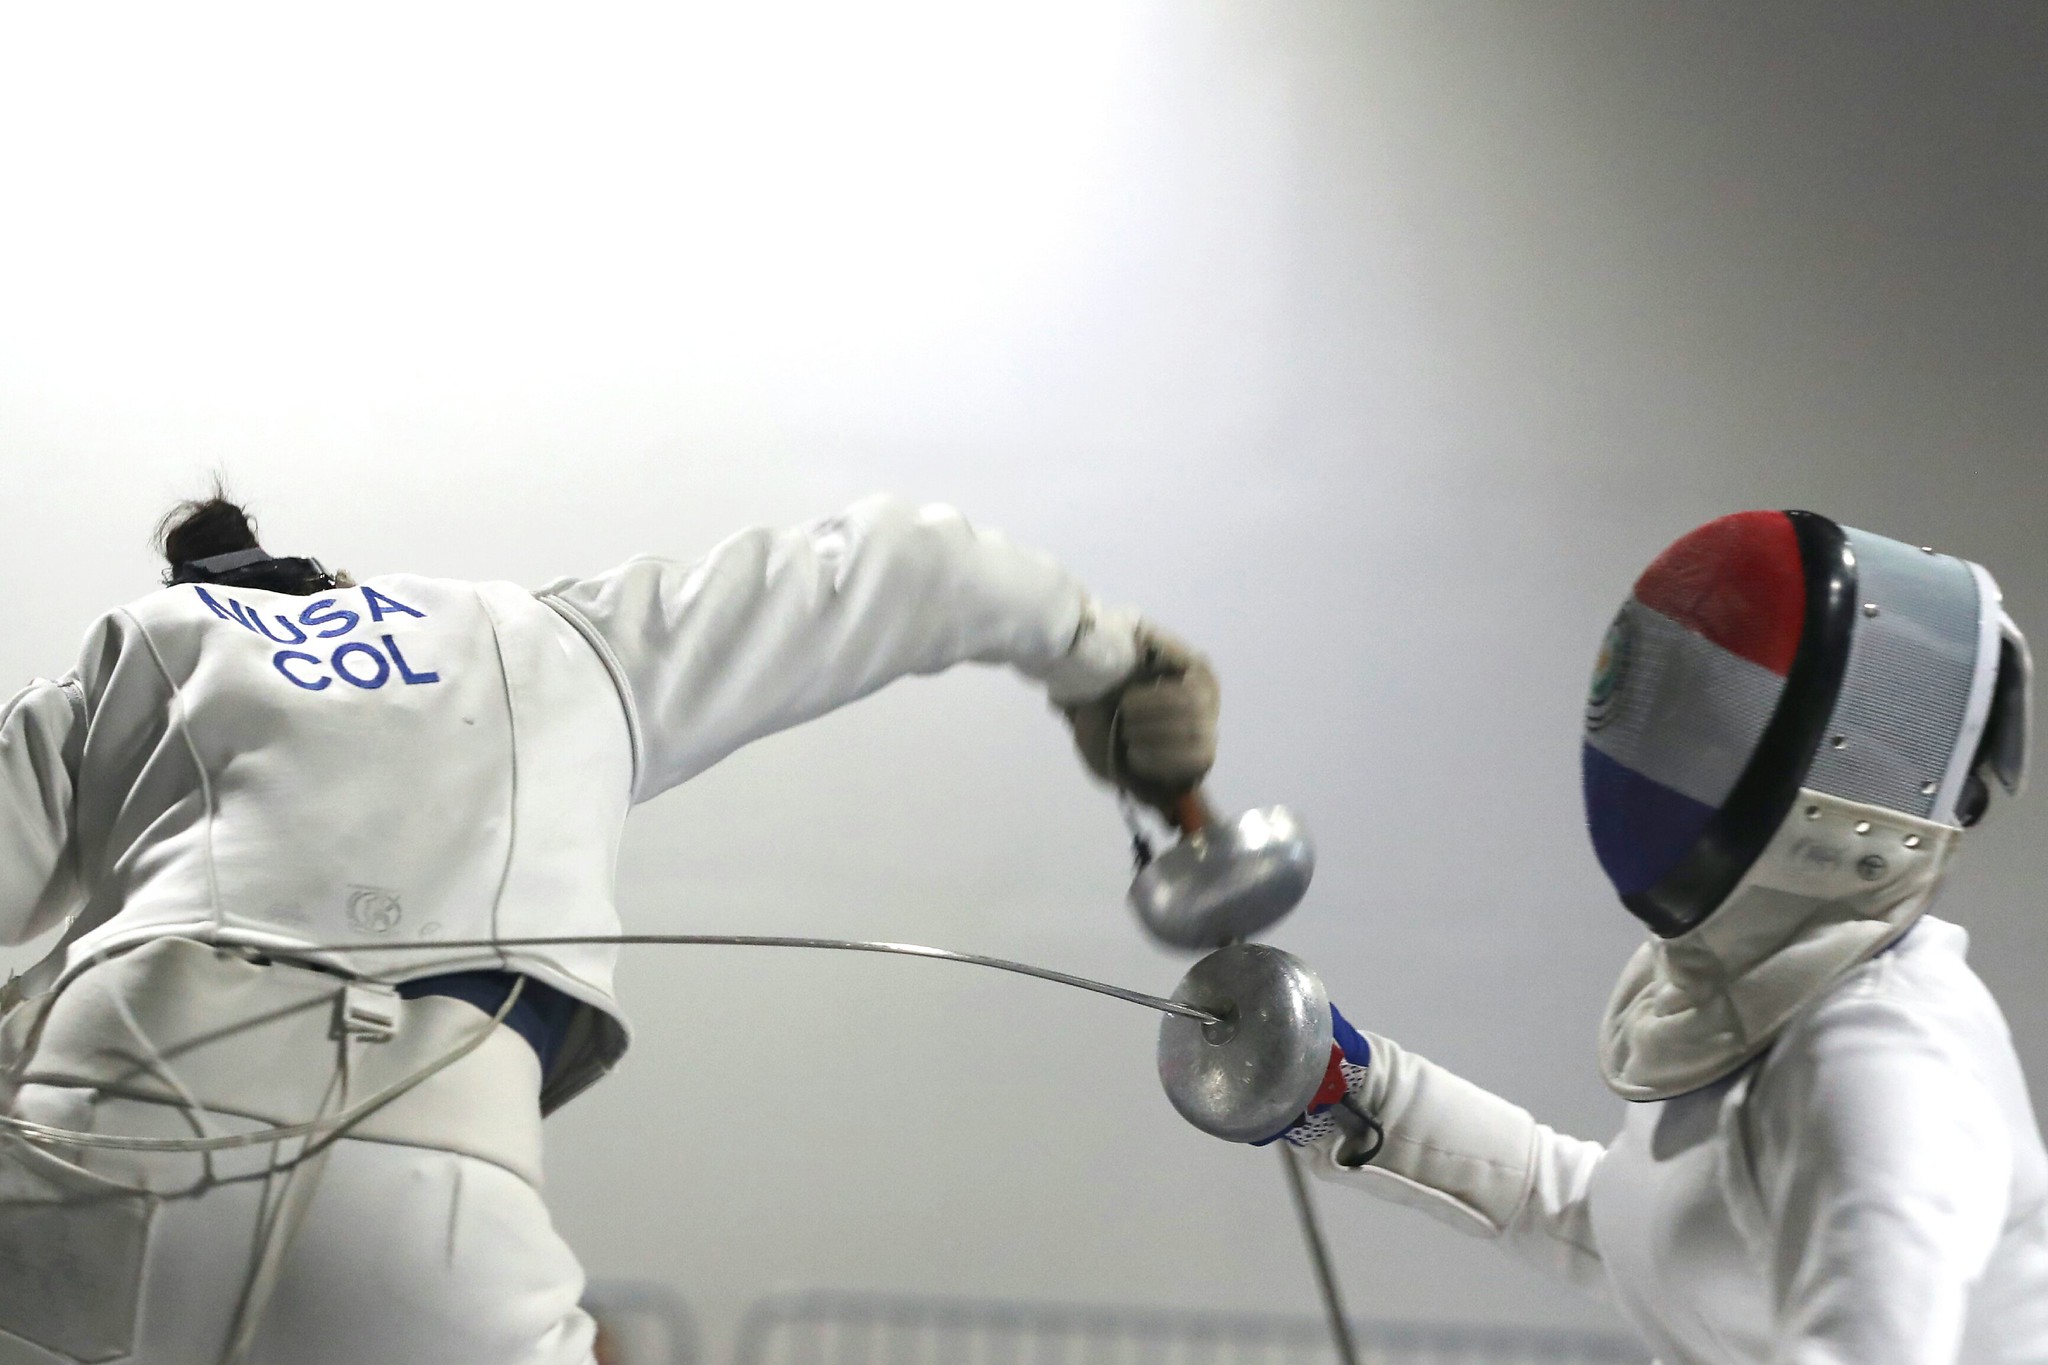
[197,581,443,692]
[298,598,360,638]
[362,587,426,623]
[253,613,308,645]
[194,587,239,624]
[194,587,267,636]
[273,651,330,690]
[330,642,392,689]
[384,635,441,685]
[269,640,441,691]
[203,585,428,639]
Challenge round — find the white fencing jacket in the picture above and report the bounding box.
[1318,917,2048,1364]
[0,497,1139,1110]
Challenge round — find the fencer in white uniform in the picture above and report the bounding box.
[1194,512,2048,1363]
[0,492,1221,1365]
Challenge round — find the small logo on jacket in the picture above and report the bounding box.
[346,886,404,934]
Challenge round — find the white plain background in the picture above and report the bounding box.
[4,2,2046,1347]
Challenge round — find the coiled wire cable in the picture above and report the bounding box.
[0,978,525,1155]
[0,933,1224,1365]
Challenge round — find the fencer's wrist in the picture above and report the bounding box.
[1042,601,1142,705]
[1305,1030,1543,1238]
[1353,1029,1395,1113]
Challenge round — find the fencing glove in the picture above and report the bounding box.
[1064,627,1219,818]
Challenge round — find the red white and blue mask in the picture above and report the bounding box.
[1583,511,2030,938]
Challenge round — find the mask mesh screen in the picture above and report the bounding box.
[1803,531,1980,817]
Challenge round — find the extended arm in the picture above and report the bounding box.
[0,677,86,946]
[1290,1021,1611,1300]
[539,496,1185,802]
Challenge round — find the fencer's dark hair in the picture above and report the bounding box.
[154,482,345,596]
[155,481,261,569]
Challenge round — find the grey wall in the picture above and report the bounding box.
[3,1,2045,1349]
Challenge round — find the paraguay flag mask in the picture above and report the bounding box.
[1581,510,2024,938]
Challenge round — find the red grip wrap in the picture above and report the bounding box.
[1309,1044,1349,1111]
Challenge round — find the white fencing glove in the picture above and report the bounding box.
[1064,626,1219,818]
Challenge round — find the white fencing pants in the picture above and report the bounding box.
[0,1103,597,1364]
[0,940,598,1365]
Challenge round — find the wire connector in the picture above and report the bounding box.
[335,982,401,1043]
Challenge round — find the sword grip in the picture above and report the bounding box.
[1172,790,1217,836]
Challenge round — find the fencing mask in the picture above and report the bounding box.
[1583,509,2029,937]
[1585,510,2032,1098]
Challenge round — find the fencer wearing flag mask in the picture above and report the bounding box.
[1199,511,2048,1364]
[0,489,1221,1365]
